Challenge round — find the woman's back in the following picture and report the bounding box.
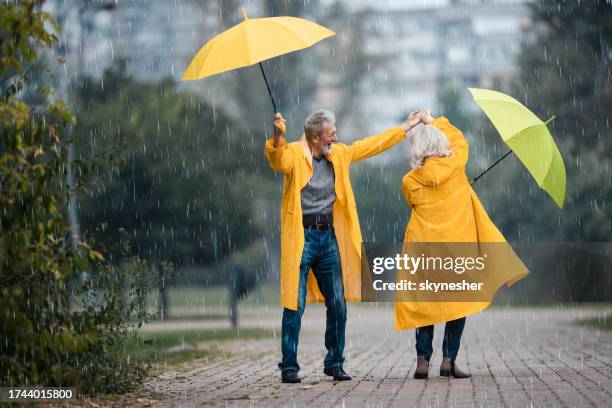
[403,117,487,243]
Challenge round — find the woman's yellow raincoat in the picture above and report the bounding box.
[395,117,524,330]
[266,128,406,310]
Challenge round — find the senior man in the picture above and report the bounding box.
[265,109,421,383]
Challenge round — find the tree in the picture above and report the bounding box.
[74,61,274,269]
[1,1,152,393]
[517,0,611,157]
[466,1,612,242]
[503,0,612,241]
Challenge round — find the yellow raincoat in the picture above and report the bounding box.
[266,128,406,310]
[395,116,518,330]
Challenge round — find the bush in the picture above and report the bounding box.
[0,1,161,395]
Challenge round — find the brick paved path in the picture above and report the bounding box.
[138,306,612,407]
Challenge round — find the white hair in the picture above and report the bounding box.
[407,123,453,168]
[304,109,335,141]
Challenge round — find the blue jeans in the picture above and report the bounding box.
[415,317,466,361]
[278,227,347,373]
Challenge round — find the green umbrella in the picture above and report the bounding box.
[468,87,566,209]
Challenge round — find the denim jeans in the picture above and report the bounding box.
[278,227,347,373]
[415,317,466,361]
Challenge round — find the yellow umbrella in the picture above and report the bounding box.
[182,7,335,113]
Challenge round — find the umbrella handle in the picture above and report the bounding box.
[544,115,556,125]
[471,116,555,185]
[258,62,278,113]
[470,150,513,185]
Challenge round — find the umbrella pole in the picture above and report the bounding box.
[470,150,513,185]
[258,62,278,113]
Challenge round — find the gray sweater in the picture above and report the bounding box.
[301,156,336,215]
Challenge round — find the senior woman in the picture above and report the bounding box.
[395,111,510,379]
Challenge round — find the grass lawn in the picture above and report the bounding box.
[122,327,274,367]
[167,283,278,308]
[490,301,612,309]
[143,283,279,318]
[575,315,612,331]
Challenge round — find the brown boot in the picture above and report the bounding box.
[440,357,472,378]
[440,357,471,378]
[413,355,429,379]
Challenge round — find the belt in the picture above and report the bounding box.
[303,213,333,231]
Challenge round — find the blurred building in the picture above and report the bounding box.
[318,0,533,133]
[43,0,220,85]
[44,0,533,136]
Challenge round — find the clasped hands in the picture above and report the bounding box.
[272,110,434,138]
[400,110,434,134]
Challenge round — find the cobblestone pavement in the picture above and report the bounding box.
[137,306,612,407]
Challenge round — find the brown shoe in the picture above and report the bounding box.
[413,355,429,379]
[440,357,471,378]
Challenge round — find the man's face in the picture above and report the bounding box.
[316,121,337,156]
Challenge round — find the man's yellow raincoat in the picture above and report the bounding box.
[395,117,517,330]
[266,128,406,310]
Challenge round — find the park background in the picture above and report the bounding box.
[49,0,612,308]
[1,0,611,402]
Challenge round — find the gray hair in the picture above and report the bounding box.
[304,109,336,140]
[407,123,453,168]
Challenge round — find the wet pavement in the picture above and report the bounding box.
[136,306,612,407]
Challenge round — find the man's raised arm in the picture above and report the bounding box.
[347,112,422,164]
[265,112,295,174]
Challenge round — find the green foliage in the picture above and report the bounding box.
[0,1,157,394]
[353,162,408,243]
[576,314,612,331]
[0,0,58,75]
[124,327,273,366]
[517,0,611,156]
[436,80,473,132]
[498,0,612,241]
[73,61,273,267]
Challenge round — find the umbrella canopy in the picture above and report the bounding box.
[182,7,335,112]
[468,87,566,208]
[183,8,335,80]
